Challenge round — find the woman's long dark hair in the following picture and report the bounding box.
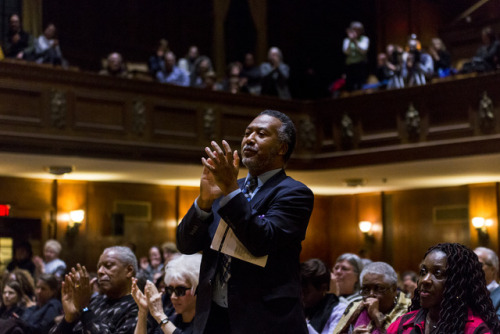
[410,243,500,333]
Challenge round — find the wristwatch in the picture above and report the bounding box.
[159,317,169,326]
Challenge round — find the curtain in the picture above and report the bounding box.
[22,0,43,38]
[213,0,232,77]
[247,0,268,64]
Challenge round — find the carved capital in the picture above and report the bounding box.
[50,90,67,129]
[405,102,420,140]
[341,113,354,149]
[133,100,146,135]
[479,91,494,133]
[298,118,316,150]
[203,108,216,140]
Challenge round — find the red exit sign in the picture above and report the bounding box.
[0,205,10,216]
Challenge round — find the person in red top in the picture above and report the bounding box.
[387,243,500,334]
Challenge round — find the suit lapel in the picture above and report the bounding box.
[250,169,287,209]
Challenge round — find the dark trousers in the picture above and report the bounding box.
[345,62,368,91]
[203,301,231,334]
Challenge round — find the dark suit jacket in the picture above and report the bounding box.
[490,286,500,320]
[177,169,314,334]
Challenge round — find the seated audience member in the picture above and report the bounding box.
[331,253,364,305]
[217,62,249,94]
[374,53,392,89]
[177,46,200,76]
[342,21,370,91]
[474,247,500,318]
[148,39,169,79]
[156,51,190,87]
[401,35,434,87]
[49,246,138,334]
[189,56,213,88]
[132,253,202,334]
[301,259,345,334]
[428,37,451,77]
[33,239,67,280]
[333,262,411,333]
[7,241,36,278]
[34,23,65,65]
[201,71,218,91]
[400,270,418,299]
[260,46,291,99]
[0,280,28,319]
[320,253,364,333]
[21,273,62,334]
[99,52,131,78]
[160,242,180,265]
[387,243,500,333]
[475,26,500,72]
[2,268,36,301]
[241,52,262,95]
[139,246,165,283]
[385,44,404,89]
[4,14,34,59]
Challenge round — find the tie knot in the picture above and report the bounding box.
[245,176,258,193]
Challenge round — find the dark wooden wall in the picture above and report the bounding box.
[1,175,498,274]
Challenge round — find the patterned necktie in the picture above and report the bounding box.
[219,228,232,285]
[220,176,259,284]
[243,176,258,201]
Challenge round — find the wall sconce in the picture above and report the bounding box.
[359,221,375,241]
[472,217,491,244]
[66,210,85,236]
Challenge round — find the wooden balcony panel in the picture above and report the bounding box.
[151,104,199,144]
[73,93,127,134]
[0,83,44,127]
[220,110,256,145]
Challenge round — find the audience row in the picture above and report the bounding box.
[334,23,500,98]
[3,14,500,101]
[1,240,499,333]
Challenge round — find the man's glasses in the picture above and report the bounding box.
[359,284,391,297]
[165,286,191,297]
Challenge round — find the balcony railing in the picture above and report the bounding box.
[0,60,499,170]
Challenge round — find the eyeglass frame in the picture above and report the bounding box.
[165,285,192,297]
[359,284,392,297]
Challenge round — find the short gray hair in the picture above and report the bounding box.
[164,254,202,294]
[335,253,364,275]
[103,246,138,275]
[44,239,62,255]
[360,262,398,286]
[335,253,364,291]
[475,247,499,271]
[268,46,283,61]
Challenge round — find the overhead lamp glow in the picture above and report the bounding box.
[471,217,485,229]
[70,210,85,223]
[359,221,372,233]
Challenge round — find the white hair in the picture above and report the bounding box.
[44,239,62,255]
[103,246,138,275]
[475,247,499,271]
[360,261,398,286]
[164,254,202,294]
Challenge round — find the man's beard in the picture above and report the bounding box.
[242,146,279,173]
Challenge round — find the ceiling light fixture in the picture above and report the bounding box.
[45,166,74,176]
[343,178,366,187]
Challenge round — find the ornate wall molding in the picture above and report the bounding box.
[478,91,494,134]
[50,89,67,129]
[405,102,420,140]
[133,100,146,135]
